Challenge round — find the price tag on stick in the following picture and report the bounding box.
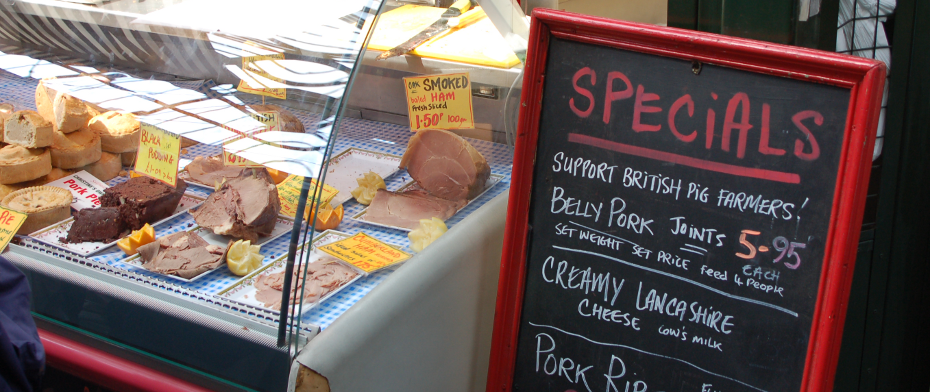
[249,112,280,133]
[238,53,287,100]
[134,123,181,187]
[223,137,264,168]
[404,72,475,130]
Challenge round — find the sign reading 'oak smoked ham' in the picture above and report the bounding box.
[403,72,475,130]
[487,10,886,392]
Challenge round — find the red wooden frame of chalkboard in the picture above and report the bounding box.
[486,9,886,392]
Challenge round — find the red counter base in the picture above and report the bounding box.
[39,329,213,392]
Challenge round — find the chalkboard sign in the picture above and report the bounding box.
[487,10,885,392]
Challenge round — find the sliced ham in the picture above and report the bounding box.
[364,189,465,230]
[400,129,490,201]
[139,231,226,279]
[253,255,358,310]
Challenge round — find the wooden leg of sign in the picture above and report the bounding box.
[294,365,330,392]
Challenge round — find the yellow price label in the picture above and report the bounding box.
[318,232,411,273]
[0,206,27,253]
[135,123,181,187]
[237,54,287,99]
[404,72,474,131]
[222,137,264,168]
[276,174,339,218]
[250,112,280,133]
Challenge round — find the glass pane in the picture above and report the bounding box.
[0,0,383,379]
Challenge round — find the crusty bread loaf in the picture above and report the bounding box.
[54,93,93,133]
[51,128,102,169]
[87,111,140,153]
[4,110,53,148]
[0,145,52,184]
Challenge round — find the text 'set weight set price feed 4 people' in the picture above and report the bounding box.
[487,9,885,392]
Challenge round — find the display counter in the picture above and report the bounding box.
[0,0,524,390]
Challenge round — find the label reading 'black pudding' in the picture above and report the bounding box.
[511,37,850,392]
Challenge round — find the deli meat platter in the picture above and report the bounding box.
[28,193,205,257]
[350,173,504,231]
[217,230,365,314]
[116,216,295,283]
[179,148,403,208]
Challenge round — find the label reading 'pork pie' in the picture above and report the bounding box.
[0,206,27,252]
[47,171,108,211]
[318,232,410,273]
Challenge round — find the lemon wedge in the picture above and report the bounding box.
[227,239,263,276]
[408,217,448,252]
[350,171,386,205]
[117,223,155,255]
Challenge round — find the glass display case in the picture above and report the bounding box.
[0,0,523,390]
